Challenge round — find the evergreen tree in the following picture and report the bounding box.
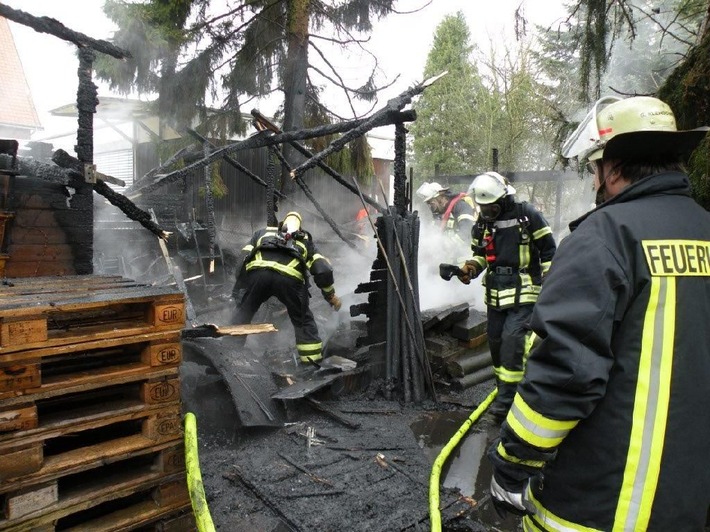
[95,0,398,181]
[409,12,495,179]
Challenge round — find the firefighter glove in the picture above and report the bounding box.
[458,260,481,284]
[489,474,534,519]
[326,292,342,311]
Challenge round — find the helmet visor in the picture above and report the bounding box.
[562,96,621,160]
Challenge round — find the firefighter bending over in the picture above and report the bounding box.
[487,96,710,530]
[458,172,556,419]
[416,181,476,261]
[232,211,341,364]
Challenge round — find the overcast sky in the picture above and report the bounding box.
[5,0,567,143]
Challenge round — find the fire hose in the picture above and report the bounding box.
[428,388,498,532]
[184,412,216,532]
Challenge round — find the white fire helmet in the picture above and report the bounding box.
[415,182,448,203]
[468,172,515,205]
[281,211,302,234]
[562,95,709,162]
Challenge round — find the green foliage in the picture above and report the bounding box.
[659,25,710,210]
[409,12,490,178]
[410,12,558,188]
[97,0,398,141]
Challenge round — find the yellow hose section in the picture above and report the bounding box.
[429,388,498,532]
[184,412,216,532]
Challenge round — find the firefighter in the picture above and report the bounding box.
[486,96,710,530]
[232,211,341,364]
[458,171,556,419]
[416,181,477,262]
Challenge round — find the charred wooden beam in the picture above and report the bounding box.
[0,154,73,185]
[266,140,356,249]
[0,4,130,59]
[288,74,446,181]
[252,110,390,214]
[133,107,417,199]
[52,149,169,240]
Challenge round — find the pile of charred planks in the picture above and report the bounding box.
[422,304,493,391]
[0,275,194,531]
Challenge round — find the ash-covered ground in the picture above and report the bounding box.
[177,236,522,532]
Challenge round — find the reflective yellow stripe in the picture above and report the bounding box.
[533,226,552,240]
[246,260,304,282]
[242,244,254,253]
[507,394,578,449]
[541,261,552,274]
[297,342,322,354]
[457,213,475,223]
[520,239,531,269]
[484,286,540,307]
[613,277,675,531]
[525,489,603,531]
[493,365,524,383]
[469,256,486,270]
[300,354,323,363]
[496,441,545,468]
[307,253,330,269]
[321,285,334,294]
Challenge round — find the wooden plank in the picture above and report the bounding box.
[0,469,187,531]
[459,333,488,349]
[0,318,47,348]
[142,407,183,442]
[152,480,189,506]
[64,500,192,532]
[0,360,40,391]
[0,365,178,408]
[4,482,58,520]
[0,438,183,495]
[0,330,180,364]
[6,226,69,245]
[0,444,42,481]
[154,509,197,532]
[142,341,182,367]
[0,397,180,449]
[141,378,181,405]
[0,404,37,432]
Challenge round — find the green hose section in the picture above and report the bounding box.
[428,388,498,532]
[184,412,216,532]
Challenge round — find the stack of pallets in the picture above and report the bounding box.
[0,275,194,531]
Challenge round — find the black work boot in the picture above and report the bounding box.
[487,382,517,421]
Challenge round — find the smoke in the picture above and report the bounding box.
[416,210,486,312]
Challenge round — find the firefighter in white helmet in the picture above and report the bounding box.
[487,96,710,530]
[459,171,556,420]
[232,211,341,364]
[415,181,477,262]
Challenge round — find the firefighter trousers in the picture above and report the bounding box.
[233,268,323,362]
[486,304,534,416]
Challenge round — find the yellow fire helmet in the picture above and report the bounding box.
[562,96,709,162]
[468,172,515,205]
[415,182,448,203]
[281,211,302,234]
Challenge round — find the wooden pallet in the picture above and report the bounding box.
[0,331,182,404]
[0,276,185,355]
[0,445,189,531]
[0,397,182,485]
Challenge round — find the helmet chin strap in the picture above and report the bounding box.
[594,163,608,206]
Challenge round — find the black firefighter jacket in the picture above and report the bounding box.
[469,201,556,309]
[237,226,335,298]
[496,172,710,531]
